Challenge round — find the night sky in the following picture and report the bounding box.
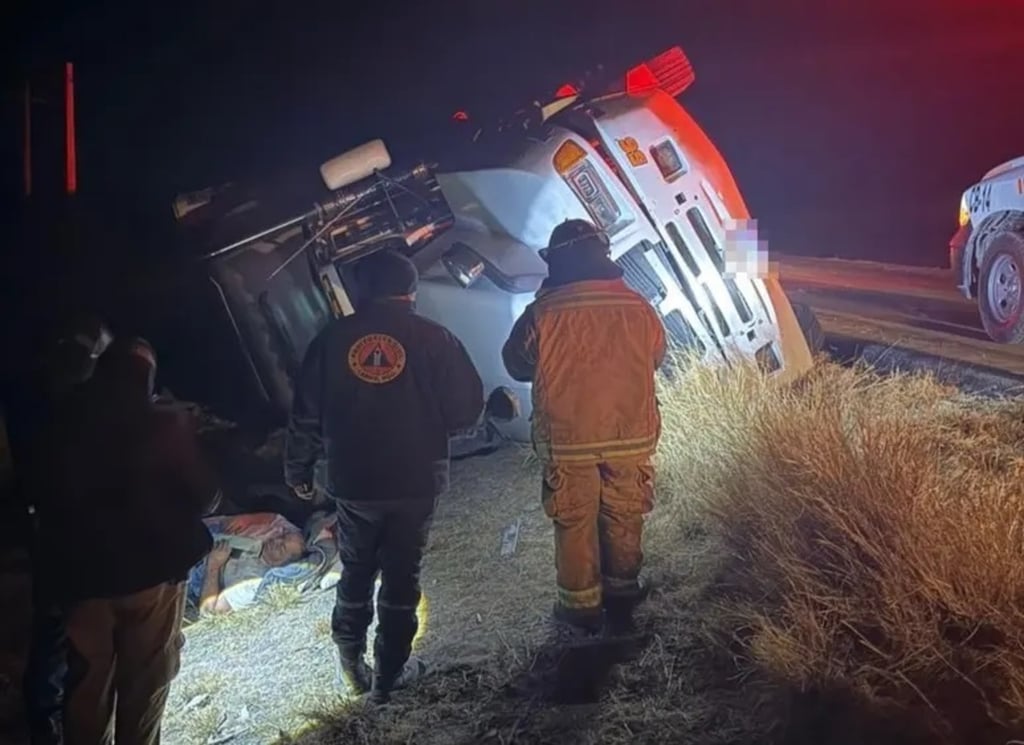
[8,0,1024,265]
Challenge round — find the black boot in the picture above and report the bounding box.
[552,603,604,635]
[369,656,428,705]
[603,577,652,636]
[603,596,637,636]
[335,647,372,695]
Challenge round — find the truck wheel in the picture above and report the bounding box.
[790,301,825,354]
[978,230,1024,344]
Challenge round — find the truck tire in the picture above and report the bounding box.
[790,300,825,355]
[977,229,1024,344]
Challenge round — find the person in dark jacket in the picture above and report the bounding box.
[30,337,220,745]
[285,248,484,704]
[12,315,112,745]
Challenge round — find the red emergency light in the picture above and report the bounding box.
[452,110,470,122]
[626,46,696,98]
[555,83,579,99]
[625,64,659,96]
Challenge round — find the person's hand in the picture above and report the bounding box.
[293,483,315,501]
[208,540,231,566]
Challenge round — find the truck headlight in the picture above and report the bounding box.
[553,139,633,237]
[958,197,970,227]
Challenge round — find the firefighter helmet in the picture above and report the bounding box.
[540,219,611,262]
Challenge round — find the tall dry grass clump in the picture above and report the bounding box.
[653,357,1024,743]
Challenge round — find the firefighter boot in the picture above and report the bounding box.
[369,656,428,705]
[335,646,372,695]
[603,578,651,637]
[552,603,604,635]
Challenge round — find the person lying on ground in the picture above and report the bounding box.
[196,519,307,615]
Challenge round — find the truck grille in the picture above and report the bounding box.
[685,208,722,271]
[616,243,665,305]
[616,242,703,354]
[684,207,754,324]
[664,310,704,353]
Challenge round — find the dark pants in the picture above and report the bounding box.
[23,592,67,745]
[24,522,67,745]
[331,500,434,686]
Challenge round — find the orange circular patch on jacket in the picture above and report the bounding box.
[347,334,407,384]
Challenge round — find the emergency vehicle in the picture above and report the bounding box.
[950,154,1024,343]
[174,47,815,444]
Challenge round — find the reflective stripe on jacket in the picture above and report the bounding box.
[502,278,666,463]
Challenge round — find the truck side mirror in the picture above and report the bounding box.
[442,242,486,288]
[485,386,520,422]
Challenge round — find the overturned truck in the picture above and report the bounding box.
[175,47,815,446]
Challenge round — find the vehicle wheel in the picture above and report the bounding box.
[790,300,825,355]
[978,230,1024,344]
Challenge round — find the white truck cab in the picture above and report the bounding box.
[413,82,811,440]
[176,47,813,443]
[950,155,1024,343]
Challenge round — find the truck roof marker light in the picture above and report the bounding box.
[553,140,587,174]
[645,47,696,97]
[625,63,660,96]
[626,47,696,98]
[555,83,579,99]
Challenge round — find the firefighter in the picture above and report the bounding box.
[285,248,484,704]
[502,219,666,634]
[29,337,220,745]
[9,315,112,745]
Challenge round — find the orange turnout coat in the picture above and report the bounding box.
[502,277,666,463]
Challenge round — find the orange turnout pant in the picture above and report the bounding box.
[63,581,186,745]
[541,460,655,615]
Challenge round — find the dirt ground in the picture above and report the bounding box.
[164,443,780,745]
[163,445,555,744]
[0,443,766,744]
[0,447,580,743]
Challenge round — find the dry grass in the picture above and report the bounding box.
[170,672,231,744]
[657,357,1024,744]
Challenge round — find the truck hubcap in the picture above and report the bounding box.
[987,254,1022,323]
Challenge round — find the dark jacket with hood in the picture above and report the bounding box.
[30,346,218,603]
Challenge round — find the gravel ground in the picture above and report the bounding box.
[163,445,549,744]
